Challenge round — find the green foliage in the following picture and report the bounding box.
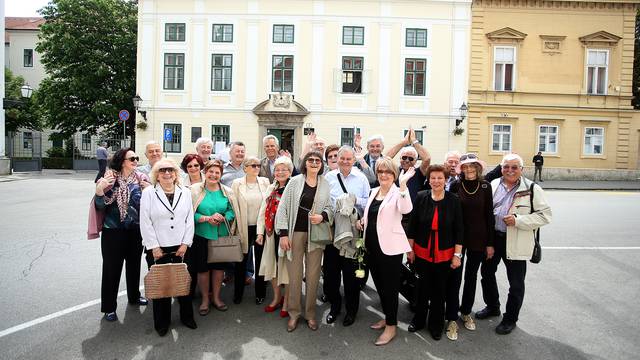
[46,146,66,157]
[35,0,138,138]
[4,68,42,133]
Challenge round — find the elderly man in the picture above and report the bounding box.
[299,133,327,168]
[355,134,384,187]
[195,137,213,161]
[475,153,552,335]
[324,146,370,327]
[444,151,461,190]
[385,128,430,204]
[137,141,163,175]
[259,135,280,182]
[220,141,246,187]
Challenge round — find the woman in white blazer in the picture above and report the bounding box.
[140,159,196,336]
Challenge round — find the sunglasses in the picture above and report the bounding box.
[502,165,521,171]
[126,156,140,162]
[401,156,415,162]
[159,167,175,173]
[187,164,200,169]
[307,158,322,164]
[460,153,478,161]
[327,154,338,159]
[247,164,260,169]
[376,170,394,176]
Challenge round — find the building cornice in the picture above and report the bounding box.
[473,0,639,10]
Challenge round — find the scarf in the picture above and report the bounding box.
[264,186,285,236]
[103,171,138,222]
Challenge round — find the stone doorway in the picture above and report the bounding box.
[253,94,309,159]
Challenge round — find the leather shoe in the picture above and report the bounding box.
[342,314,356,327]
[475,307,501,320]
[495,320,516,335]
[430,331,442,341]
[233,296,242,304]
[326,312,339,324]
[130,296,148,306]
[307,319,319,331]
[408,322,424,333]
[156,327,169,337]
[181,318,197,329]
[320,294,328,303]
[104,312,118,322]
[280,310,289,318]
[287,317,299,332]
[256,297,265,305]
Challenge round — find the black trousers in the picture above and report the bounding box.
[367,242,402,325]
[480,231,527,323]
[100,227,143,313]
[145,246,194,331]
[534,166,543,181]
[323,244,361,316]
[413,258,450,335]
[235,225,266,300]
[445,253,464,321]
[95,159,107,183]
[459,249,486,315]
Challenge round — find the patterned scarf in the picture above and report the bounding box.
[103,171,138,222]
[264,186,285,236]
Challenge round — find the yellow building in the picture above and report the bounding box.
[134,0,472,163]
[468,0,640,179]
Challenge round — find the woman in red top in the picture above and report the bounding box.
[406,164,463,340]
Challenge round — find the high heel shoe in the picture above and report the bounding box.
[280,310,289,318]
[265,297,285,312]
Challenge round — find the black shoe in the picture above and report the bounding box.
[233,296,242,304]
[342,314,356,327]
[256,297,265,305]
[495,320,516,335]
[430,331,442,341]
[475,307,501,320]
[130,296,148,306]
[156,327,169,337]
[326,312,339,324]
[320,294,328,303]
[104,312,118,322]
[408,322,424,333]
[181,318,197,330]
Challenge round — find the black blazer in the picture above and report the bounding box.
[406,190,464,251]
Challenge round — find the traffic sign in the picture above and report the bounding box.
[164,128,173,141]
[118,110,130,122]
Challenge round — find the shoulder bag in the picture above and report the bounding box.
[308,194,333,246]
[208,218,243,263]
[529,182,542,264]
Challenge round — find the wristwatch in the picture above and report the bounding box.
[411,140,419,145]
[453,253,463,259]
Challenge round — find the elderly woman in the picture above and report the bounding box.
[275,151,333,332]
[195,137,214,161]
[406,164,463,341]
[231,156,271,305]
[94,148,150,322]
[257,156,294,317]
[190,160,238,315]
[445,154,495,340]
[140,159,196,336]
[324,144,339,172]
[357,157,414,346]
[181,154,205,187]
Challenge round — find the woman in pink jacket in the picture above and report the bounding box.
[357,156,415,346]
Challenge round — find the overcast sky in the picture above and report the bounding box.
[5,0,51,17]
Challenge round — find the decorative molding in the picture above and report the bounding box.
[475,0,639,11]
[539,35,566,55]
[579,30,622,47]
[486,27,527,44]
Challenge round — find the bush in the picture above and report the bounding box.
[43,157,73,169]
[46,146,65,158]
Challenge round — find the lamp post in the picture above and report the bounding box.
[132,94,147,121]
[455,102,468,127]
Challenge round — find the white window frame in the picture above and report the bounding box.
[402,129,424,146]
[537,125,558,154]
[491,124,512,152]
[585,49,609,95]
[583,127,605,155]
[339,127,361,147]
[493,46,516,91]
[163,123,183,153]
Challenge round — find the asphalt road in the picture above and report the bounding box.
[0,173,638,360]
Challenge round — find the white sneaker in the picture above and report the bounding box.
[461,314,476,330]
[446,320,458,341]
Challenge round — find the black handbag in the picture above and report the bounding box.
[399,262,420,312]
[529,182,541,264]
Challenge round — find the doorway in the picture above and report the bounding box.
[267,129,295,158]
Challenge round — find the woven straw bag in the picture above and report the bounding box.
[144,262,192,299]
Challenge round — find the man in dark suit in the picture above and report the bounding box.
[532,152,544,182]
[259,135,280,182]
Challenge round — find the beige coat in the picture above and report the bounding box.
[257,182,289,285]
[190,181,239,240]
[231,176,271,254]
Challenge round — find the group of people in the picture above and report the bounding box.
[91,128,552,345]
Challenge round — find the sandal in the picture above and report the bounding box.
[213,302,228,312]
[198,306,210,316]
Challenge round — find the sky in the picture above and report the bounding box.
[5,0,51,17]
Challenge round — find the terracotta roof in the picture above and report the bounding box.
[5,17,45,43]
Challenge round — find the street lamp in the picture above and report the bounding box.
[20,84,33,99]
[132,94,147,120]
[455,102,468,127]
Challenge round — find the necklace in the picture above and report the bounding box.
[461,181,480,195]
[247,182,258,190]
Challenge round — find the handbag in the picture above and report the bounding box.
[528,182,542,264]
[399,262,420,312]
[207,218,243,263]
[308,198,333,246]
[144,255,192,299]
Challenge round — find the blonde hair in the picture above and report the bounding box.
[375,156,399,180]
[150,159,182,186]
[243,156,261,168]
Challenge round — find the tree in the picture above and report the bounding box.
[4,68,41,133]
[35,0,137,141]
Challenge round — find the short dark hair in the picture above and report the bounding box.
[204,159,224,175]
[109,147,133,172]
[181,153,205,172]
[324,144,339,162]
[300,151,325,176]
[426,164,448,181]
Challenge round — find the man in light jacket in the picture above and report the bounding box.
[476,153,552,335]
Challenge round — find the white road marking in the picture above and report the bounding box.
[544,247,640,250]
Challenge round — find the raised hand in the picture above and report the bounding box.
[398,166,416,185]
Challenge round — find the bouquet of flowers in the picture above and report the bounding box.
[354,237,366,278]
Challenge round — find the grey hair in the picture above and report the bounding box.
[366,134,384,146]
[145,140,160,149]
[195,137,213,149]
[501,153,524,167]
[274,156,294,173]
[337,145,355,157]
[262,134,280,148]
[230,141,245,151]
[444,150,462,162]
[400,146,418,158]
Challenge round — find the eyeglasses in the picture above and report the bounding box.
[187,164,200,169]
[327,154,338,159]
[502,165,521,171]
[126,156,139,162]
[307,158,322,164]
[376,170,394,176]
[247,164,260,169]
[401,156,415,162]
[460,153,478,161]
[159,167,175,173]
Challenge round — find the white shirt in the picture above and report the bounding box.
[325,168,371,217]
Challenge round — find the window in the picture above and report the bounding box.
[163,53,184,90]
[272,55,293,92]
[212,24,233,42]
[404,59,426,96]
[494,47,515,91]
[492,124,512,152]
[342,57,363,94]
[212,125,230,145]
[586,50,608,95]
[343,26,364,45]
[406,28,427,47]
[165,23,185,41]
[584,127,604,155]
[52,138,63,148]
[273,25,294,43]
[340,128,361,146]
[23,132,33,149]
[403,129,424,146]
[211,54,232,91]
[191,127,202,143]
[23,49,33,67]
[81,134,91,151]
[538,125,558,153]
[163,124,181,153]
